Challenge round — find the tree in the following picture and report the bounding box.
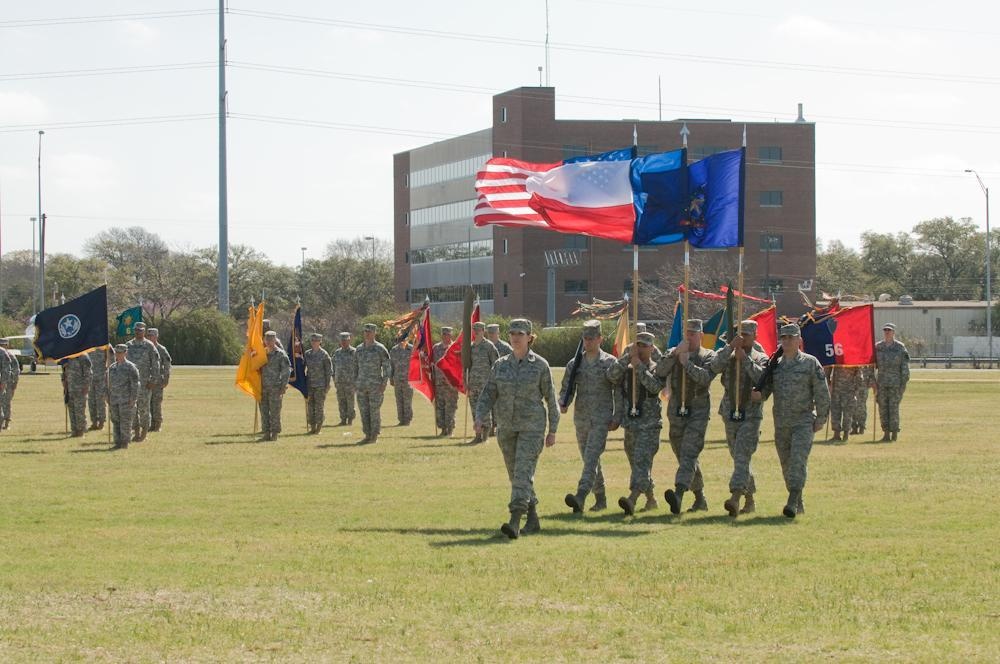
[911,217,983,300]
[816,239,865,297]
[861,231,914,298]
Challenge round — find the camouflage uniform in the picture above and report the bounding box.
[107,351,140,448]
[304,343,333,432]
[608,348,665,499]
[655,344,717,501]
[759,345,830,508]
[64,355,93,436]
[828,366,861,438]
[260,344,291,440]
[852,365,874,433]
[0,345,12,427]
[0,343,19,428]
[149,340,172,431]
[332,341,358,424]
[354,339,391,442]
[126,335,161,440]
[475,344,559,516]
[87,348,110,429]
[710,341,768,500]
[467,336,500,441]
[876,338,910,437]
[561,343,621,505]
[389,342,414,425]
[486,326,513,434]
[433,339,459,434]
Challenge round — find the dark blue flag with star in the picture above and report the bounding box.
[287,305,308,398]
[33,285,109,362]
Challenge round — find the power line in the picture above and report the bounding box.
[0,113,216,133]
[0,61,215,81]
[0,9,215,29]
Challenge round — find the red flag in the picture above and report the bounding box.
[719,285,773,305]
[749,305,778,355]
[436,303,480,394]
[801,304,876,367]
[408,307,436,402]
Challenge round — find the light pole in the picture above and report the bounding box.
[363,236,376,264]
[300,246,307,270]
[965,169,992,367]
[36,130,44,314]
[29,216,36,311]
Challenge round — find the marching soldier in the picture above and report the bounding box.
[0,339,12,429]
[634,322,662,361]
[106,344,139,450]
[87,347,110,430]
[657,319,718,515]
[608,331,664,515]
[752,323,830,518]
[467,321,499,444]
[474,319,559,539]
[259,330,291,442]
[125,321,161,442]
[147,328,172,432]
[710,320,769,517]
[388,336,414,426]
[303,333,333,434]
[354,323,391,444]
[0,338,19,429]
[332,332,358,425]
[875,323,910,442]
[561,320,621,513]
[433,326,459,436]
[63,353,93,437]
[851,365,874,435]
[828,365,861,443]
[485,323,511,436]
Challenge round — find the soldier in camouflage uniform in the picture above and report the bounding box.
[875,323,910,442]
[752,323,830,518]
[0,339,13,429]
[710,320,769,517]
[827,366,861,443]
[63,354,93,437]
[607,331,664,516]
[432,327,459,436]
[467,322,499,444]
[851,365,874,435]
[561,320,621,513]
[125,322,161,442]
[354,323,391,444]
[657,319,718,515]
[106,344,139,450]
[147,328,172,432]
[0,338,19,429]
[87,347,110,430]
[259,330,291,441]
[332,332,358,425]
[389,337,414,426]
[475,319,559,539]
[632,322,663,361]
[485,323,512,437]
[304,333,333,434]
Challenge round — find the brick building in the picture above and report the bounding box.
[394,87,816,323]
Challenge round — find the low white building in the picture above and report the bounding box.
[869,298,990,357]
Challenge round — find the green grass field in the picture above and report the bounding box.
[1,366,998,662]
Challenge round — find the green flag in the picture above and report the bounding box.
[116,306,143,336]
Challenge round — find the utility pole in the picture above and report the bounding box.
[218,0,230,313]
[37,130,44,314]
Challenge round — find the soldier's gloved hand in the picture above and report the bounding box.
[750,389,762,403]
[812,416,825,433]
[678,351,690,366]
[608,419,620,432]
[629,353,642,368]
[544,433,556,447]
[390,378,395,387]
[559,405,567,414]
[734,346,747,361]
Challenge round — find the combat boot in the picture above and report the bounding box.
[687,491,708,512]
[831,430,841,442]
[740,494,756,514]
[641,490,659,512]
[724,491,742,517]
[618,490,640,516]
[838,431,849,445]
[138,428,148,442]
[523,503,540,534]
[880,431,891,442]
[564,491,586,514]
[796,495,805,515]
[132,430,141,443]
[783,490,802,519]
[469,432,483,445]
[890,431,898,441]
[501,511,524,539]
[589,492,607,512]
[88,422,99,431]
[665,485,686,515]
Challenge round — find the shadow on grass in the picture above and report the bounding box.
[409,442,472,449]
[13,434,72,443]
[1,449,45,455]
[316,442,365,449]
[342,524,654,548]
[204,438,261,446]
[70,446,118,453]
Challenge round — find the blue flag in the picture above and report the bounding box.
[630,149,689,245]
[287,305,308,397]
[115,306,143,336]
[33,285,109,361]
[686,147,744,249]
[667,300,684,349]
[564,147,635,164]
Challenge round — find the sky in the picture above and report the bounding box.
[0,0,997,267]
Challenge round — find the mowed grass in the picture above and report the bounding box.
[0,366,998,662]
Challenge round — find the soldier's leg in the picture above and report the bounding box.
[633,427,661,494]
[270,390,284,437]
[88,390,99,427]
[357,389,371,437]
[305,394,315,428]
[623,427,638,490]
[888,386,902,433]
[877,386,890,433]
[73,394,88,433]
[496,428,518,484]
[110,403,124,445]
[854,387,868,431]
[315,387,327,429]
[434,387,445,429]
[584,424,609,498]
[335,386,347,422]
[402,386,413,424]
[725,420,744,494]
[573,422,594,496]
[121,405,135,446]
[830,395,844,434]
[394,385,406,423]
[446,391,458,432]
[259,392,272,436]
[150,386,164,430]
[369,389,384,439]
[675,414,708,493]
[786,422,815,493]
[509,430,545,514]
[773,424,793,490]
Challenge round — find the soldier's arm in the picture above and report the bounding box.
[653,351,676,379]
[129,367,140,404]
[148,345,162,384]
[744,352,767,383]
[638,362,665,394]
[324,355,333,387]
[474,368,498,423]
[540,364,559,435]
[901,347,910,387]
[685,352,716,387]
[279,352,292,386]
[162,348,172,384]
[812,359,831,421]
[559,358,576,407]
[606,355,627,384]
[709,344,733,373]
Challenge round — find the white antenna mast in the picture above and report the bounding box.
[545,0,551,86]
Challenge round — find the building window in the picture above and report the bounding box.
[758,146,782,162]
[624,278,660,293]
[409,155,491,189]
[503,238,508,254]
[562,144,590,160]
[503,282,508,297]
[409,239,493,265]
[409,199,477,227]
[563,235,588,250]
[759,233,783,252]
[404,250,409,264]
[636,144,658,157]
[564,279,588,295]
[403,174,409,188]
[759,190,783,207]
[411,283,494,304]
[500,106,508,123]
[760,278,784,293]
[935,317,942,336]
[691,145,726,160]
[502,150,508,158]
[405,289,410,302]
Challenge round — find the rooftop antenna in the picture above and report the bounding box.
[538,66,543,87]
[658,75,662,121]
[544,0,550,86]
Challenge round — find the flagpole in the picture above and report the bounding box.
[733,246,745,420]
[679,241,690,416]
[631,244,639,416]
[826,369,834,441]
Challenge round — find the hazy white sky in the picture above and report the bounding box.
[0,0,997,267]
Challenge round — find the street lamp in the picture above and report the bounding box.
[363,236,376,263]
[965,169,992,367]
[300,246,307,270]
[29,216,36,312]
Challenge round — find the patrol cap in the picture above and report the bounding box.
[779,323,801,337]
[146,328,159,336]
[739,319,758,335]
[686,319,703,333]
[0,338,9,346]
[636,331,655,346]
[485,323,500,333]
[264,330,278,339]
[581,320,602,338]
[636,322,647,333]
[114,343,128,353]
[440,326,454,335]
[472,321,486,331]
[261,319,271,327]
[883,323,896,331]
[509,318,532,334]
[363,323,378,332]
[338,332,352,340]
[134,321,147,330]
[310,333,323,341]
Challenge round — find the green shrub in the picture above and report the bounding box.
[158,309,242,365]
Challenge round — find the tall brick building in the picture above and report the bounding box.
[394,87,815,323]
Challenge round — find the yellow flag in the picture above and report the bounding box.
[611,307,630,357]
[235,302,267,401]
